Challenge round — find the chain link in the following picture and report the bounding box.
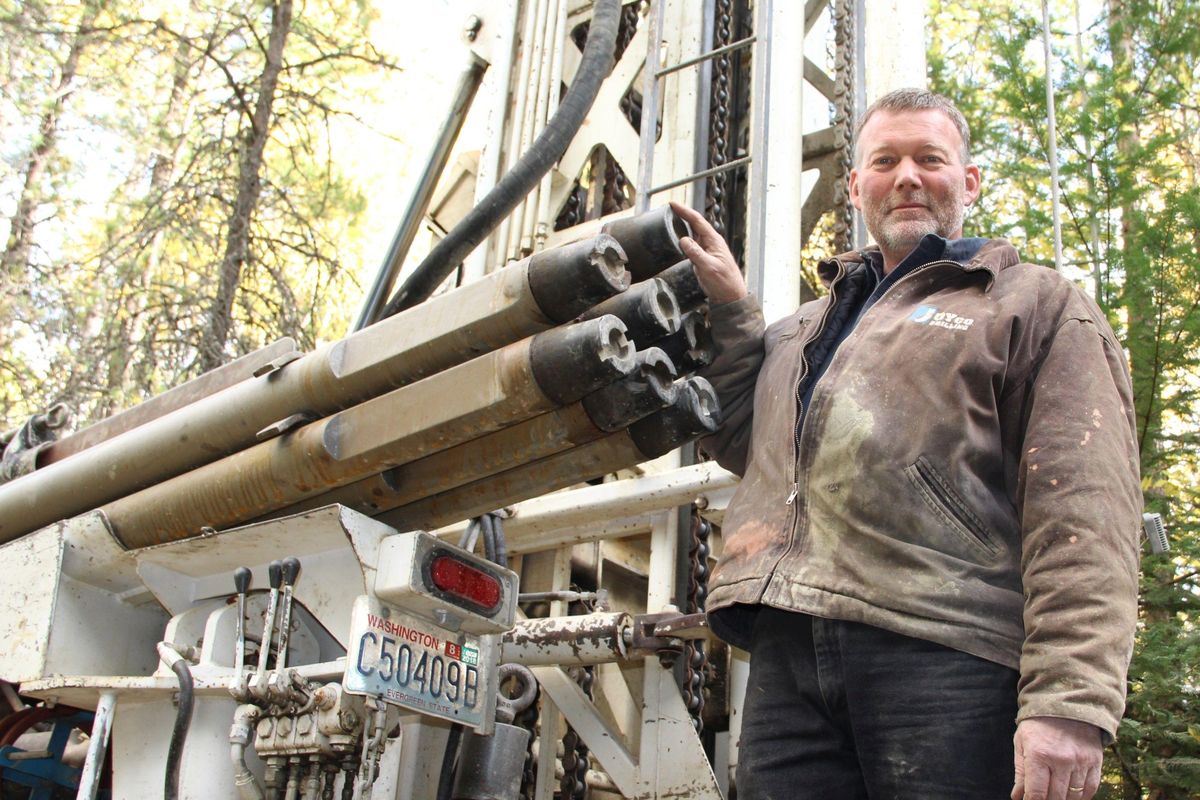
[831,0,856,253]
[559,666,595,800]
[679,508,712,733]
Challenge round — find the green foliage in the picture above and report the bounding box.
[0,0,398,427]
[931,1,1200,796]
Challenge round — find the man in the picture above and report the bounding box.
[670,89,1141,800]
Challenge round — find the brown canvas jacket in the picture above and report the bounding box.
[701,239,1141,741]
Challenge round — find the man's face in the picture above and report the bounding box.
[849,109,981,271]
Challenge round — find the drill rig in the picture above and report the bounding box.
[0,0,924,797]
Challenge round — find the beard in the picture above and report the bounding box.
[864,186,966,256]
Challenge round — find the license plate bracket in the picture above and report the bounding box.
[343,595,493,730]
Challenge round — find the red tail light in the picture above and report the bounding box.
[428,552,502,614]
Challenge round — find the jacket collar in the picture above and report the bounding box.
[816,237,1021,291]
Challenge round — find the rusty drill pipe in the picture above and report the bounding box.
[578,278,680,347]
[263,348,678,520]
[600,205,691,282]
[656,311,715,373]
[377,376,721,532]
[655,260,706,313]
[0,238,629,545]
[101,317,637,549]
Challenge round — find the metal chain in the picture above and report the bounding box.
[516,683,541,800]
[831,0,856,253]
[559,666,594,800]
[679,508,712,733]
[704,0,734,237]
[557,1,643,232]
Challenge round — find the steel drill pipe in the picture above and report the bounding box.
[578,277,680,346]
[377,376,721,532]
[262,348,678,520]
[600,205,691,282]
[655,260,707,313]
[656,311,715,373]
[101,317,637,549]
[0,238,629,545]
[37,338,299,468]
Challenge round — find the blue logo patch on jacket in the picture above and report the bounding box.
[911,305,938,324]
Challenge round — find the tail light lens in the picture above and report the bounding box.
[427,550,503,615]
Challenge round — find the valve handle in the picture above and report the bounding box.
[268,560,283,589]
[281,557,301,586]
[233,566,252,594]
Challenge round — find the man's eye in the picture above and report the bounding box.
[874,157,894,166]
[923,155,945,164]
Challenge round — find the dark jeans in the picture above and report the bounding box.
[737,607,1018,800]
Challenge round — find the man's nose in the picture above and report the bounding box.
[894,157,923,190]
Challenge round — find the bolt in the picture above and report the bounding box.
[277,716,292,736]
[464,14,482,42]
[339,709,359,731]
[296,714,313,735]
[257,718,273,738]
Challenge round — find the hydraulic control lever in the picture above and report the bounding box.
[256,560,284,677]
[230,566,253,700]
[233,567,252,675]
[276,557,302,671]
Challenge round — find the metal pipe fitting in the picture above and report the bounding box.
[230,704,266,800]
[581,347,677,432]
[578,277,681,346]
[600,205,692,282]
[655,260,707,313]
[526,234,630,323]
[656,312,715,373]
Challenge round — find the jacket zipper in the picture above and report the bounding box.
[785,259,849,506]
[783,257,969,510]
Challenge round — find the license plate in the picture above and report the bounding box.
[343,596,488,728]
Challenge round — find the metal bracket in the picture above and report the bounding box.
[255,412,318,442]
[629,612,709,660]
[252,350,304,378]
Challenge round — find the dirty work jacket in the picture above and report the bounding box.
[700,239,1142,742]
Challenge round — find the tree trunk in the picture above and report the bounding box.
[0,4,99,282]
[198,0,295,372]
[1108,0,1162,470]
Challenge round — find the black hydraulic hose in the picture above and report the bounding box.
[378,0,621,319]
[164,657,195,800]
[479,513,497,564]
[435,723,464,800]
[490,513,508,567]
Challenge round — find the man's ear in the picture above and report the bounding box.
[964,164,982,206]
[849,168,862,210]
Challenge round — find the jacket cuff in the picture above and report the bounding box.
[1016,702,1119,746]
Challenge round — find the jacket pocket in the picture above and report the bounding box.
[904,456,1001,560]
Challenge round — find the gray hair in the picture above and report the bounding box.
[852,88,972,166]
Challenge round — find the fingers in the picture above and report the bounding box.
[1012,718,1105,800]
[669,201,722,248]
[667,202,747,305]
[1011,733,1025,800]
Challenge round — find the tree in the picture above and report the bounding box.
[0,0,399,427]
[929,1,1200,796]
